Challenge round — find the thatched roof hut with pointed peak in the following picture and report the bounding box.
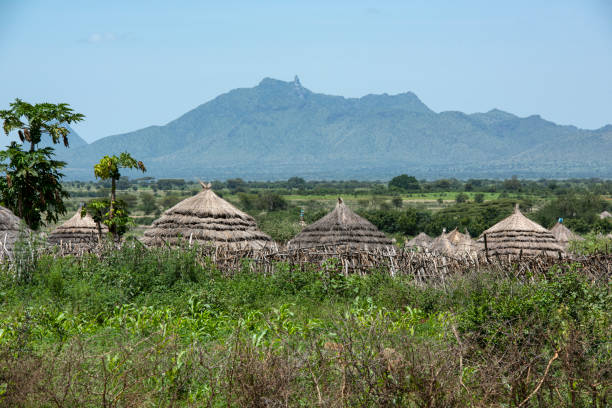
[287,198,394,251]
[550,220,584,249]
[142,182,276,250]
[431,229,456,255]
[478,204,563,258]
[48,208,108,247]
[0,205,31,255]
[405,232,433,250]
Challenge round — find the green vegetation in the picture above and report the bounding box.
[0,244,609,406]
[0,99,84,229]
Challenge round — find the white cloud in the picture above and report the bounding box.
[86,32,120,44]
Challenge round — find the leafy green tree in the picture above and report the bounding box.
[139,192,157,215]
[455,192,469,204]
[474,193,485,203]
[389,174,420,191]
[0,99,85,151]
[391,196,403,208]
[0,99,84,229]
[93,153,146,238]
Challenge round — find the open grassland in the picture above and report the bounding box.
[0,244,610,406]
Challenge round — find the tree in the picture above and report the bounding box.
[93,152,146,238]
[1,99,84,152]
[0,99,84,229]
[455,193,469,203]
[391,196,403,208]
[389,174,420,191]
[474,193,485,203]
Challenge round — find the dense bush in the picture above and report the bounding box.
[0,244,609,406]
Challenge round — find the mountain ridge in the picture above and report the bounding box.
[55,77,612,180]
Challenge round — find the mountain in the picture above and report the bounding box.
[56,77,612,180]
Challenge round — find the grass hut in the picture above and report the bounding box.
[48,208,108,248]
[599,211,611,220]
[430,229,456,256]
[405,232,433,250]
[142,182,276,250]
[550,220,584,250]
[287,198,394,252]
[0,205,31,256]
[479,204,563,258]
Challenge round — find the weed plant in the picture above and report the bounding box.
[0,244,609,406]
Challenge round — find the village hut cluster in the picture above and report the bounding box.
[0,181,605,262]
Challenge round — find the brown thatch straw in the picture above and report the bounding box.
[550,221,584,249]
[287,198,394,251]
[405,232,433,250]
[142,182,276,250]
[478,204,563,258]
[0,205,30,255]
[48,209,108,246]
[430,229,456,255]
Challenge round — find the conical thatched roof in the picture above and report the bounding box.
[142,182,276,250]
[287,198,394,251]
[431,230,456,255]
[478,204,563,257]
[405,232,433,250]
[550,222,584,249]
[446,228,469,245]
[48,209,108,246]
[0,205,31,255]
[599,211,611,220]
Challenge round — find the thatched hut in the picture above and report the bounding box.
[405,232,433,250]
[599,211,611,220]
[0,205,31,256]
[447,228,481,255]
[478,204,563,258]
[287,198,394,252]
[550,221,584,249]
[48,209,108,248]
[430,229,456,255]
[142,182,276,250]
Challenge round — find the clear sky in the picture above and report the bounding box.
[1,0,611,142]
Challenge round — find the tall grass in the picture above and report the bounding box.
[0,244,609,406]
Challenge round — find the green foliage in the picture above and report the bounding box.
[0,143,69,229]
[389,174,420,191]
[0,98,84,149]
[533,192,607,231]
[0,99,83,230]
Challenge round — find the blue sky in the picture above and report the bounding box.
[1,0,611,142]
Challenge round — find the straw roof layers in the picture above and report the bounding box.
[479,204,563,258]
[142,182,276,250]
[287,198,394,252]
[48,209,108,247]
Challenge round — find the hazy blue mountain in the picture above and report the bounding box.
[56,77,612,180]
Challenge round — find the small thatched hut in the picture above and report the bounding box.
[430,229,456,255]
[0,205,31,256]
[599,211,611,220]
[48,209,108,247]
[550,221,584,249]
[405,232,433,250]
[142,182,276,250]
[287,198,394,251]
[478,204,563,258]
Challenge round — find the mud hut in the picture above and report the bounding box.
[48,208,108,248]
[287,198,394,252]
[550,220,584,249]
[142,182,276,250]
[478,204,563,258]
[405,232,433,250]
[0,205,31,256]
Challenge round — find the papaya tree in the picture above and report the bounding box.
[92,152,146,239]
[0,99,84,229]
